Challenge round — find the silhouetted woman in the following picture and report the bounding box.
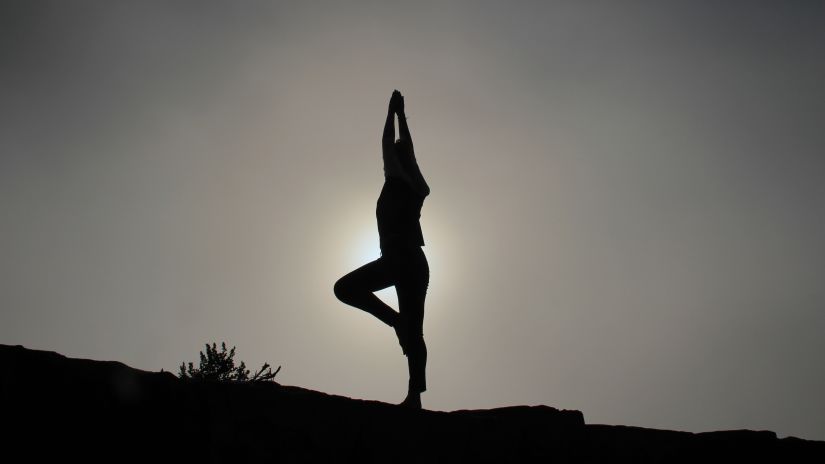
[334,90,431,409]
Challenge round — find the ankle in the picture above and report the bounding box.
[399,392,422,409]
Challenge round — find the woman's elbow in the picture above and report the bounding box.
[420,184,430,197]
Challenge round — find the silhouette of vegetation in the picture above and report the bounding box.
[178,342,280,382]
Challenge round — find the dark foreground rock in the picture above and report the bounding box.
[1,344,822,463]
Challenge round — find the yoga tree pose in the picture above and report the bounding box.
[334,89,431,409]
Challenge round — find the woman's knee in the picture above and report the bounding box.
[334,276,354,304]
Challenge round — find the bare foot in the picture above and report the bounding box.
[398,392,421,409]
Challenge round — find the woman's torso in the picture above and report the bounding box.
[376,177,425,250]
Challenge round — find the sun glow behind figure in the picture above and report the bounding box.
[347,226,381,270]
[329,199,456,333]
[344,224,402,307]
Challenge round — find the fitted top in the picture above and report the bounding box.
[376,176,425,250]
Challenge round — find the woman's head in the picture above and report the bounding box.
[394,139,412,157]
[383,139,416,178]
[394,139,416,171]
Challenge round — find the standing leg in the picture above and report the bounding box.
[396,247,429,403]
[334,257,399,327]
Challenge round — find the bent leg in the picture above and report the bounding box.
[334,257,399,327]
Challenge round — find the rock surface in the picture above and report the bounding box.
[1,343,822,462]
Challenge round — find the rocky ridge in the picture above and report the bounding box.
[1,344,822,462]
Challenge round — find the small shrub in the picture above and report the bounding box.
[178,342,280,382]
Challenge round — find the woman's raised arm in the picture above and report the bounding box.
[382,93,397,145]
[397,106,413,151]
[395,94,429,197]
[382,92,404,178]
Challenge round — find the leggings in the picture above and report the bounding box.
[334,245,429,393]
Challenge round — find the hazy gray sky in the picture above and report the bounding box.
[2,1,824,440]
